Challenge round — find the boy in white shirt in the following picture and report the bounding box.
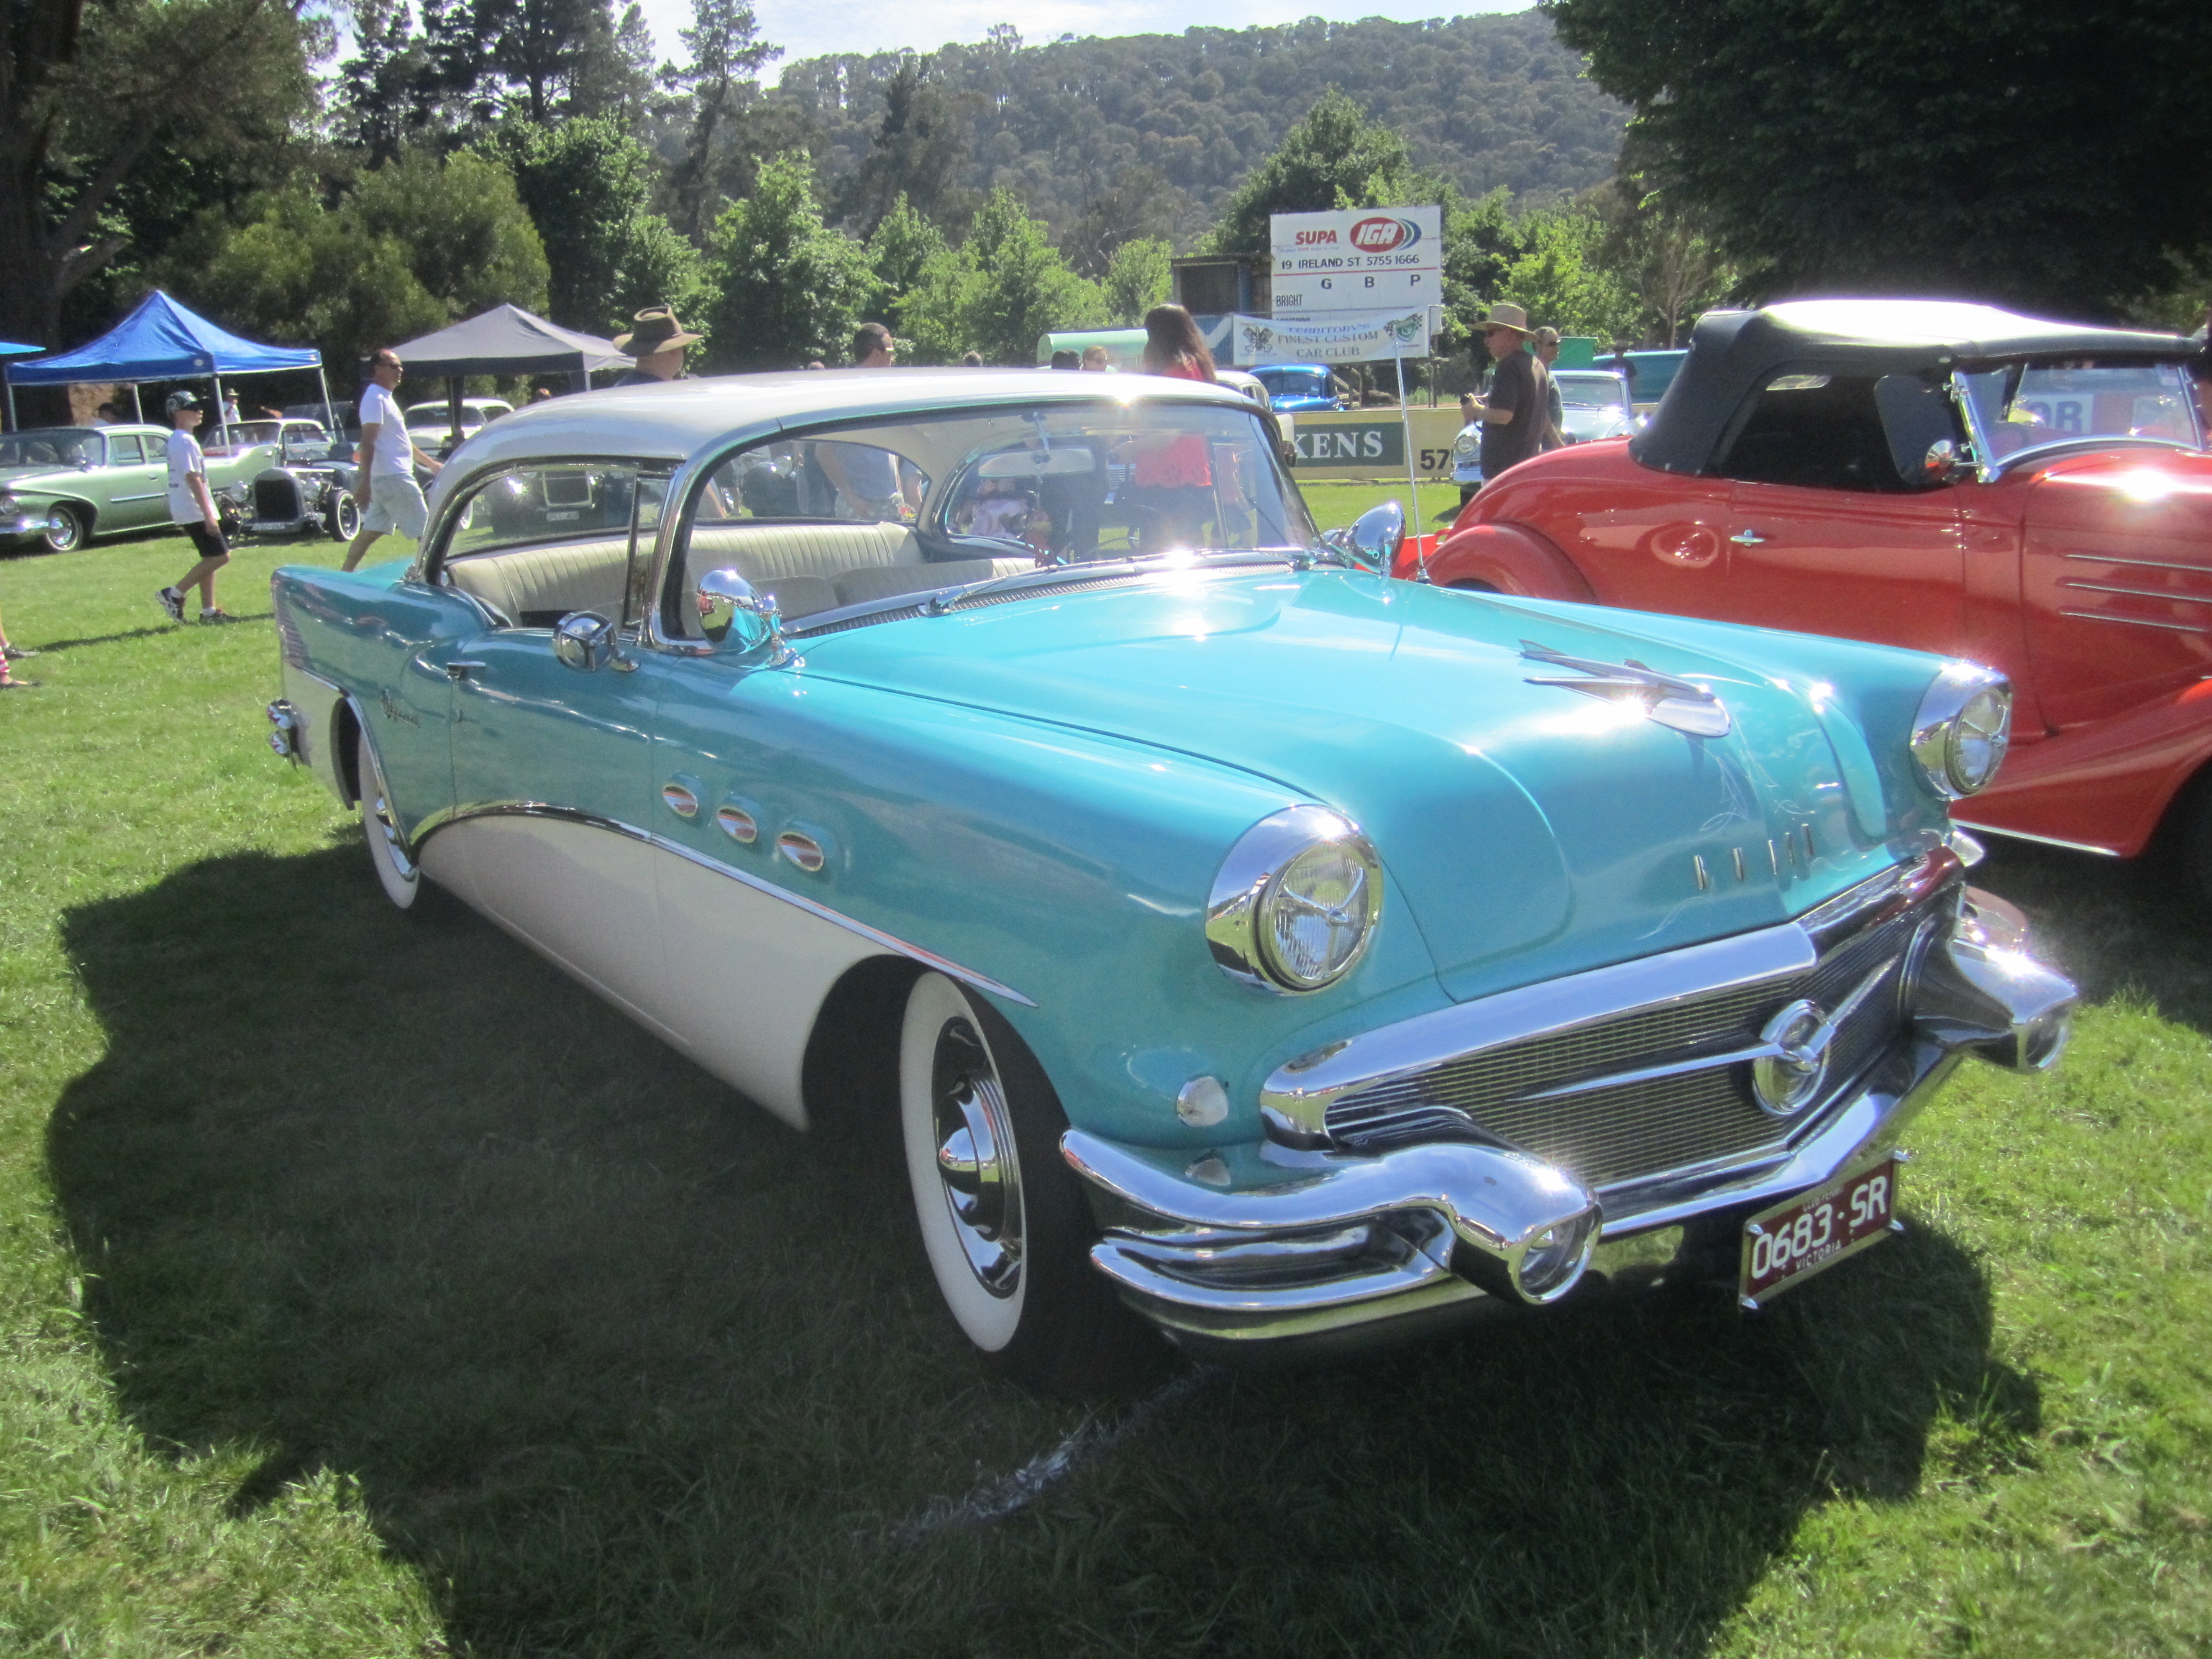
[341,348,444,572]
[154,391,236,623]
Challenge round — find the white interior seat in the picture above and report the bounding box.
[831,558,1032,608]
[749,574,839,618]
[444,539,629,625]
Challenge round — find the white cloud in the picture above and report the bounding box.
[635,0,1527,76]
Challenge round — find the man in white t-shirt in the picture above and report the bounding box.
[342,348,444,572]
[153,391,237,624]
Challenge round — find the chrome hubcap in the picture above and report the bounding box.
[931,1018,1022,1297]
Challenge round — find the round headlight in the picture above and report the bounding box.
[1206,806,1383,993]
[1911,663,2012,798]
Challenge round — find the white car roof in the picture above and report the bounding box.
[444,368,1258,478]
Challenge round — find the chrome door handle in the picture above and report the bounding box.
[1729,531,1767,546]
[445,660,487,681]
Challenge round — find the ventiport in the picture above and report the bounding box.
[1062,848,2076,1357]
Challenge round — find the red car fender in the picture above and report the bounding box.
[1393,520,1596,602]
[1959,678,2212,858]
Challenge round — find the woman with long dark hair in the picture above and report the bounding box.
[1141,305,1216,382]
[1134,306,1218,547]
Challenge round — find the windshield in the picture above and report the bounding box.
[1956,360,2204,462]
[1553,372,1629,410]
[693,399,1315,565]
[0,429,97,469]
[1264,370,1331,399]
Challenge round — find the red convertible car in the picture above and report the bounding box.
[1404,300,2212,885]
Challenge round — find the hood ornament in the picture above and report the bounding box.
[1521,639,1732,738]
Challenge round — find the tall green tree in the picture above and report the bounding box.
[705,152,872,369]
[483,117,703,332]
[660,0,781,241]
[897,188,1103,364]
[866,194,947,321]
[1103,237,1171,325]
[1544,0,2212,316]
[837,56,970,235]
[0,0,317,344]
[173,149,549,373]
[1204,88,1436,258]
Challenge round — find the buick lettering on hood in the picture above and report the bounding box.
[264,369,2074,1388]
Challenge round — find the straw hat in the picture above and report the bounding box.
[1477,303,1534,336]
[614,307,703,353]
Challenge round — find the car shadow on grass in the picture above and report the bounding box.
[47,842,2035,1658]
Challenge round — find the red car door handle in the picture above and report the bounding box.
[1729,531,1768,546]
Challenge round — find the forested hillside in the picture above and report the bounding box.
[773,12,1626,250]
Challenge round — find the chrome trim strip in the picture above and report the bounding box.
[421,801,1036,1006]
[2058,579,2212,606]
[2055,609,2207,634]
[2060,550,2211,575]
[1947,819,2121,857]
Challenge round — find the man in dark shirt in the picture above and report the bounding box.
[611,308,703,385]
[1471,303,1550,481]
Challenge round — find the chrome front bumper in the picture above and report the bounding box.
[1062,873,2074,1355]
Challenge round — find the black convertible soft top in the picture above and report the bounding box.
[1632,299,2195,475]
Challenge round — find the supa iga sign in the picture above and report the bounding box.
[1270,207,1443,319]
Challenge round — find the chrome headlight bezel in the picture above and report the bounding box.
[1206,806,1383,995]
[1911,662,2012,799]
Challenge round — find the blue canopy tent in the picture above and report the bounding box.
[0,340,41,430]
[2,291,330,441]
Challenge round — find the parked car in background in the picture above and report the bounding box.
[243,424,360,541]
[0,424,268,552]
[1212,367,1274,412]
[265,368,2072,1388]
[405,397,515,449]
[1251,364,1350,412]
[207,417,330,458]
[1551,368,1639,444]
[1408,299,2212,890]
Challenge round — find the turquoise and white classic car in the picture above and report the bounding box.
[265,370,2076,1390]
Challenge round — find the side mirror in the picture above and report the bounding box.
[696,567,800,668]
[1923,439,1975,485]
[552,610,618,672]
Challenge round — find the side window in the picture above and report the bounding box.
[106,435,144,464]
[445,463,639,559]
[695,438,925,525]
[1715,372,1919,492]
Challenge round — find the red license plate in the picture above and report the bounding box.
[1738,1153,1902,1308]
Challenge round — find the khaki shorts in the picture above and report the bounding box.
[361,472,428,538]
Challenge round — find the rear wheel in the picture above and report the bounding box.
[358,731,427,911]
[329,490,360,541]
[898,972,1157,1393]
[41,502,86,553]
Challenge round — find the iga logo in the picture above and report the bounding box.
[1350,215,1422,253]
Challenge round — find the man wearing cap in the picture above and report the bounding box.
[612,308,703,385]
[153,391,236,623]
[1468,303,1551,485]
[1534,325,1566,452]
[342,348,444,573]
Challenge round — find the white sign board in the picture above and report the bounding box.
[1232,310,1431,366]
[1270,206,1443,320]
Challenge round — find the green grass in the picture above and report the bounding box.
[2,530,2208,1656]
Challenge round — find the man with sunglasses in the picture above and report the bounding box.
[342,348,444,573]
[1466,302,1550,485]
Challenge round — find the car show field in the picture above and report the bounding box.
[2,515,2208,1656]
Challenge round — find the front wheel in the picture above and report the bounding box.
[42,502,86,553]
[899,972,1157,1393]
[328,490,360,541]
[358,731,428,911]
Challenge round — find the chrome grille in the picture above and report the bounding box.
[255,477,301,521]
[1324,896,1939,1188]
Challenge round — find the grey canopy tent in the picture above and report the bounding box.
[2,290,331,440]
[387,305,633,441]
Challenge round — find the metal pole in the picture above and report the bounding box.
[3,369,14,433]
[212,371,228,446]
[130,384,144,422]
[1395,349,1422,538]
[317,365,337,437]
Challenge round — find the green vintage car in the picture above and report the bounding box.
[0,424,275,552]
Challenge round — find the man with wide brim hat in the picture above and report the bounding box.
[1466,300,1550,485]
[612,307,705,385]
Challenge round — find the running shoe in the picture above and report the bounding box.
[156,587,184,622]
[1,645,35,661]
[197,609,241,625]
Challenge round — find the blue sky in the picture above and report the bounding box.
[633,0,1528,75]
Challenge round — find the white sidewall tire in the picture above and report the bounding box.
[358,736,422,911]
[901,972,1026,1353]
